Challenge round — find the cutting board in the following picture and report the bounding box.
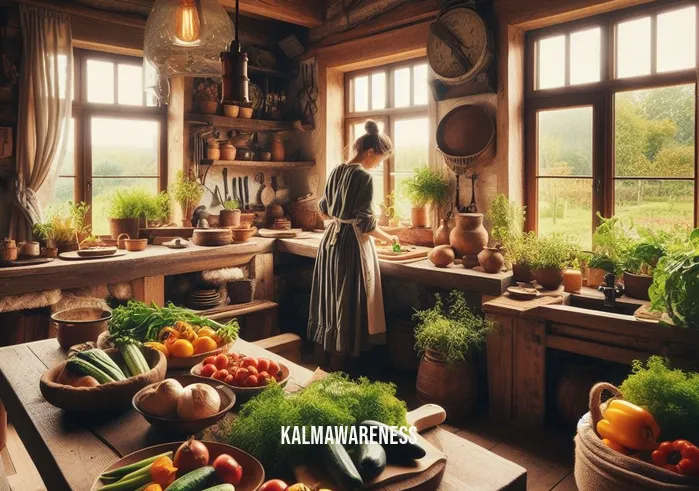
[376,245,431,262]
[293,404,447,490]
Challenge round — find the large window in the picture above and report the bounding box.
[345,59,429,217]
[526,2,698,247]
[47,50,166,235]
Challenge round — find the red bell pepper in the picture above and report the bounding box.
[651,440,699,476]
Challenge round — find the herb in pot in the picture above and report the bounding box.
[223,199,239,211]
[401,166,450,208]
[171,170,204,218]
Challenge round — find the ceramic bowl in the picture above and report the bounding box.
[231,226,257,243]
[191,359,290,404]
[51,307,112,349]
[124,238,147,252]
[132,374,236,434]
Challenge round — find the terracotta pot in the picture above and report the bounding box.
[623,271,653,300]
[411,206,428,228]
[534,267,565,290]
[124,238,147,252]
[207,147,221,160]
[223,104,239,118]
[587,267,608,288]
[43,247,58,258]
[220,209,241,227]
[56,240,79,254]
[434,216,452,246]
[271,134,285,162]
[512,263,535,283]
[109,217,140,240]
[51,308,111,349]
[221,146,237,161]
[449,213,488,258]
[428,245,455,268]
[239,106,253,119]
[478,247,505,273]
[416,349,476,421]
[198,100,219,114]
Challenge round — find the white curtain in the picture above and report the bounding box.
[9,5,72,240]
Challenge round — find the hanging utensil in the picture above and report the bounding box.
[243,176,250,210]
[238,177,245,210]
[465,173,478,213]
[223,168,230,202]
[232,177,238,202]
[211,185,223,208]
[254,172,265,205]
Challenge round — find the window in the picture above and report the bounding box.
[345,59,429,217]
[46,50,166,236]
[526,2,698,247]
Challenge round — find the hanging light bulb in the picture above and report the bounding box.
[175,0,201,45]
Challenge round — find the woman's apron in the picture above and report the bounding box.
[327,217,386,336]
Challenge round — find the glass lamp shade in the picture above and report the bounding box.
[144,0,235,79]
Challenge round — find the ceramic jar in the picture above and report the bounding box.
[478,247,505,274]
[271,134,285,162]
[449,213,488,259]
[221,144,237,161]
[434,216,452,246]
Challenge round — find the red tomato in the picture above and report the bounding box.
[228,352,241,364]
[234,368,250,384]
[200,364,217,378]
[214,354,229,370]
[213,369,229,381]
[259,479,287,491]
[212,454,243,485]
[268,361,281,379]
[244,375,258,387]
[203,356,217,366]
[257,358,270,372]
[246,365,259,376]
[224,374,236,385]
[258,372,270,386]
[240,357,258,370]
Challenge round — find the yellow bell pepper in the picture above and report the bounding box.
[597,399,660,451]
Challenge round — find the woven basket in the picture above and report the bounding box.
[227,279,256,305]
[436,104,496,176]
[574,382,699,491]
[290,195,321,231]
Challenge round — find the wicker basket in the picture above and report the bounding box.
[227,278,256,305]
[437,104,496,176]
[290,195,321,231]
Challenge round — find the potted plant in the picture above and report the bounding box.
[153,191,173,227]
[402,166,449,228]
[379,192,401,228]
[531,233,580,290]
[413,291,494,420]
[220,199,241,227]
[482,194,526,274]
[107,189,162,239]
[171,170,204,227]
[32,221,58,257]
[589,214,630,287]
[194,79,219,114]
[622,226,678,300]
[36,202,91,253]
[503,231,537,282]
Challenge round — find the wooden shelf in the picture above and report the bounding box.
[198,299,278,321]
[201,159,315,169]
[185,113,306,132]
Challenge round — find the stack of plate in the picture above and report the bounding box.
[187,289,222,310]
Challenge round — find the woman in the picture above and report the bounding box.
[308,121,399,366]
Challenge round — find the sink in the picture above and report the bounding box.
[568,294,641,316]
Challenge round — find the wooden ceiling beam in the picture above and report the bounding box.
[221,0,324,28]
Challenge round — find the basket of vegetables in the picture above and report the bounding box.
[99,302,239,369]
[40,345,166,412]
[574,358,699,490]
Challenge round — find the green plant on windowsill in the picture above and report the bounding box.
[379,192,400,227]
[591,214,632,275]
[32,221,57,248]
[223,199,240,211]
[413,291,494,367]
[503,231,537,268]
[401,166,450,207]
[35,201,91,246]
[171,170,204,219]
[530,233,580,271]
[107,188,165,221]
[486,194,525,247]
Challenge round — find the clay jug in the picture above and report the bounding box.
[271,134,285,162]
[434,216,452,246]
[449,213,488,257]
[478,246,505,273]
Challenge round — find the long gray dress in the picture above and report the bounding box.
[308,163,385,356]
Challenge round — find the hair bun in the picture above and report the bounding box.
[365,120,380,135]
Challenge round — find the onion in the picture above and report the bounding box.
[174,437,210,473]
[139,379,184,417]
[177,383,221,420]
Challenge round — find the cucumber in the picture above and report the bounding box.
[165,466,216,491]
[201,485,235,491]
[321,443,363,491]
[66,358,115,384]
[359,420,426,462]
[352,442,386,480]
[76,350,127,381]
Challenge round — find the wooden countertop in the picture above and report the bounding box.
[0,338,526,491]
[278,234,513,297]
[0,238,275,297]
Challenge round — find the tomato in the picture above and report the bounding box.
[268,361,281,379]
[258,479,288,491]
[258,372,270,386]
[246,365,259,376]
[257,358,270,372]
[224,374,236,385]
[203,356,217,366]
[234,368,250,384]
[244,375,258,387]
[214,354,229,370]
[240,357,258,370]
[228,352,241,364]
[200,364,217,378]
[213,369,229,381]
[212,453,243,485]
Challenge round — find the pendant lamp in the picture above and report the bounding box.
[144,0,234,84]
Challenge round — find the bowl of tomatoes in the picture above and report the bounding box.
[190,352,290,402]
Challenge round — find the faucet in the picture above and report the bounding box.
[598,272,624,308]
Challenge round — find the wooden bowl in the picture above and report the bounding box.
[231,226,257,243]
[192,228,232,247]
[191,359,290,404]
[40,348,166,412]
[90,441,265,491]
[124,238,147,252]
[51,307,111,349]
[133,374,236,434]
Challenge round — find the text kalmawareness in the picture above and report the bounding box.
[281,425,419,445]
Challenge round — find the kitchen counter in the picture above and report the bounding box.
[278,233,513,297]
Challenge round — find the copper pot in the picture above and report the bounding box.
[51,308,111,349]
[449,213,488,257]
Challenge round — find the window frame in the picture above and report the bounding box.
[60,49,168,231]
[525,0,699,240]
[344,58,429,207]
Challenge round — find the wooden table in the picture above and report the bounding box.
[0,339,526,491]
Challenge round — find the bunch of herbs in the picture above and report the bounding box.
[401,166,450,207]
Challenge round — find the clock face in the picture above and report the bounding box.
[427,8,489,80]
